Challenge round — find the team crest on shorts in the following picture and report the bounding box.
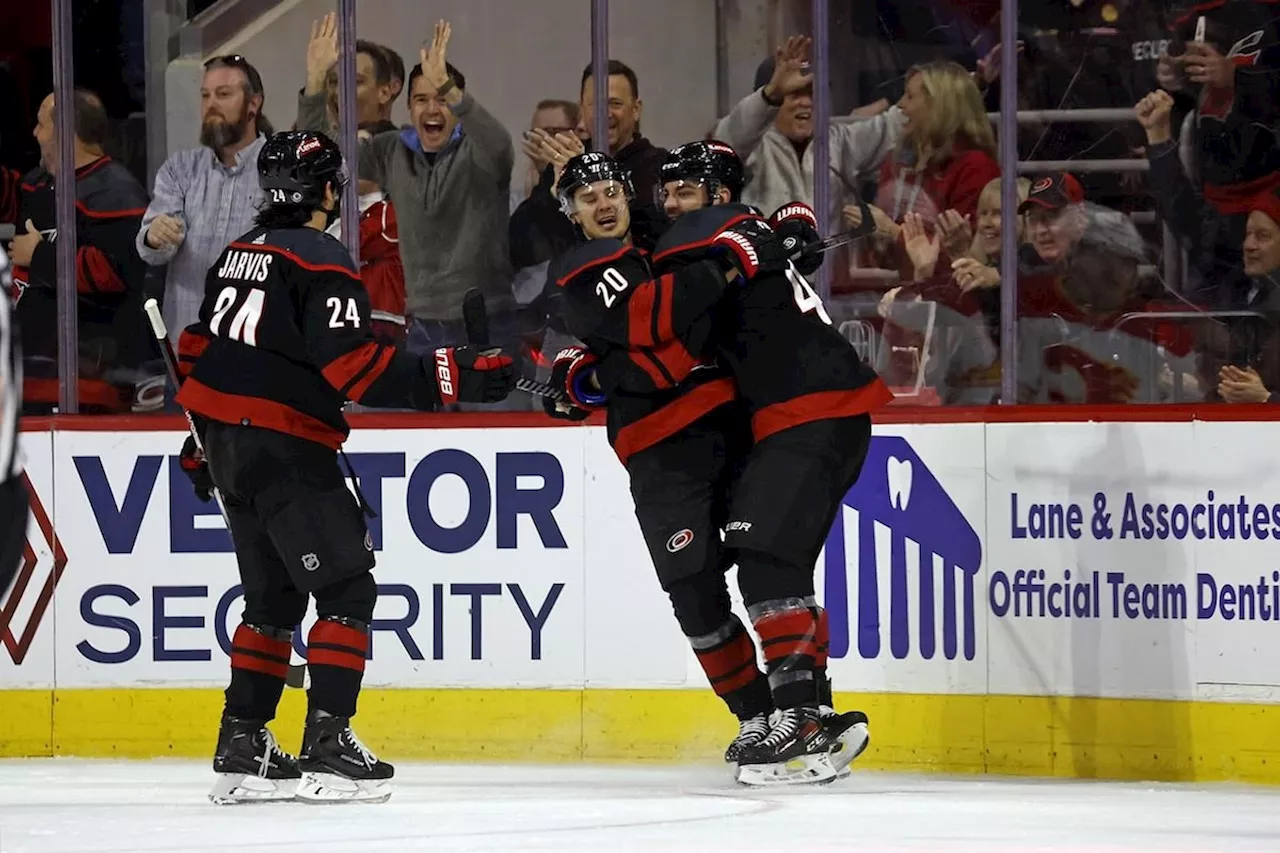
[301,553,321,572]
[364,530,373,551]
[666,529,694,553]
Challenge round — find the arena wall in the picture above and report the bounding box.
[3,410,1279,783]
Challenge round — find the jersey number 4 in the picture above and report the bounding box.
[785,263,833,325]
[210,286,265,346]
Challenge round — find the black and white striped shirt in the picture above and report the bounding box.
[0,246,20,480]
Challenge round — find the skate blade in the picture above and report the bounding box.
[735,753,838,787]
[831,723,870,777]
[296,771,392,804]
[209,772,299,805]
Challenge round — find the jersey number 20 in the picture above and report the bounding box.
[210,286,265,346]
[785,263,833,325]
[595,267,629,307]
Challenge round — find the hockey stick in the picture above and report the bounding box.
[143,300,310,689]
[791,196,877,265]
[461,288,566,402]
[143,299,231,525]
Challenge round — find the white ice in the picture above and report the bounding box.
[1,760,1278,853]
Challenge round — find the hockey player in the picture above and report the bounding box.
[175,130,515,804]
[650,141,893,785]
[543,152,787,766]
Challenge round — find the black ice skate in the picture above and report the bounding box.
[209,716,301,804]
[724,713,771,764]
[296,711,394,803]
[819,706,870,777]
[734,706,839,787]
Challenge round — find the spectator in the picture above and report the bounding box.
[510,99,581,296]
[136,55,270,338]
[1013,173,1193,404]
[578,59,668,248]
[7,89,153,413]
[343,21,518,408]
[1217,190,1280,403]
[713,36,905,231]
[299,14,404,137]
[856,61,999,246]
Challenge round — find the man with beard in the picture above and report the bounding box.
[136,55,272,339]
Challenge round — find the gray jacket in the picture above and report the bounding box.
[713,89,904,228]
[352,94,515,321]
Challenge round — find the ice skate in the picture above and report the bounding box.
[296,711,394,803]
[724,712,771,764]
[734,706,839,787]
[819,706,870,777]
[208,716,301,804]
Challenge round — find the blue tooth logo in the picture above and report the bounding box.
[824,436,983,661]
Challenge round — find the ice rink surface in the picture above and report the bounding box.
[1,760,1278,853]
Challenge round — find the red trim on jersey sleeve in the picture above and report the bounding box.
[176,378,347,449]
[555,245,632,287]
[650,213,761,264]
[74,201,148,220]
[75,245,125,294]
[649,339,698,385]
[750,380,896,443]
[321,342,395,401]
[627,279,659,347]
[177,328,211,379]
[628,349,668,388]
[229,241,359,279]
[613,378,735,464]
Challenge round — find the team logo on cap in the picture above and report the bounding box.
[1032,177,1054,193]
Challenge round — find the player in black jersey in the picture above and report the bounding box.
[175,131,515,804]
[653,141,892,785]
[543,153,791,765]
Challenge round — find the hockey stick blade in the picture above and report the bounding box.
[461,288,491,349]
[517,376,565,402]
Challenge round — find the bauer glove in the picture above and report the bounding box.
[431,346,517,405]
[543,346,604,421]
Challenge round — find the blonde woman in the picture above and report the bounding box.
[844,61,1001,255]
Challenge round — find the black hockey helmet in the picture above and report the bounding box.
[556,152,634,215]
[659,140,744,205]
[258,130,347,208]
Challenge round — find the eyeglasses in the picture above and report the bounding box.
[204,54,264,96]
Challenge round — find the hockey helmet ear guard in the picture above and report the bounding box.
[556,152,635,219]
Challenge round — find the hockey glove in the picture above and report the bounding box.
[711,221,788,284]
[179,434,214,503]
[769,202,823,275]
[432,346,517,405]
[543,346,604,421]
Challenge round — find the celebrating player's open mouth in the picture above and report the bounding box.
[566,178,632,241]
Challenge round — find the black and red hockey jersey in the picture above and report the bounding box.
[651,204,893,441]
[547,237,733,463]
[177,225,440,449]
[11,156,152,412]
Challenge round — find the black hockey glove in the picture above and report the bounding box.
[543,346,604,422]
[179,434,214,503]
[769,202,823,275]
[710,220,789,284]
[432,346,517,405]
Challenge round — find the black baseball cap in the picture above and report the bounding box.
[1018,173,1085,213]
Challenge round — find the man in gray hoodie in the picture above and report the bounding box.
[348,22,517,381]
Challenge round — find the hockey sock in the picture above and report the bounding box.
[812,600,833,707]
[225,623,292,721]
[747,598,820,710]
[688,616,772,720]
[306,617,369,718]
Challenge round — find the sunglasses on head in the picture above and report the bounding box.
[205,54,264,95]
